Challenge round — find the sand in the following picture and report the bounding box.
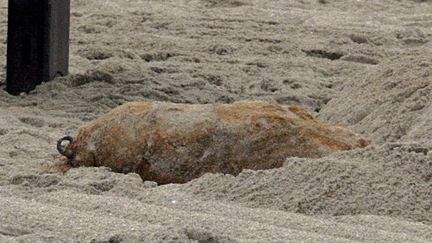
[1,0,432,242]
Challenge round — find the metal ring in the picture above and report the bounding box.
[57,136,74,159]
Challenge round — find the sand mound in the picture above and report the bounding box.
[181,143,432,223]
[320,49,432,144]
[2,167,431,242]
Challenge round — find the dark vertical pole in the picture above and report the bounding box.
[44,0,70,81]
[6,0,44,95]
[6,0,70,95]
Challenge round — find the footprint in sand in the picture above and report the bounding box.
[18,117,45,128]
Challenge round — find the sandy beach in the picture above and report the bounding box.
[1,0,432,242]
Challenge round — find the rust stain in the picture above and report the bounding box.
[63,100,370,184]
[288,106,316,122]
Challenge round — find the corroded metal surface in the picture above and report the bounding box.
[59,101,369,184]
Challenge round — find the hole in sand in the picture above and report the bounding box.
[303,49,344,60]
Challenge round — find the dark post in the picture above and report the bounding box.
[6,0,70,95]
